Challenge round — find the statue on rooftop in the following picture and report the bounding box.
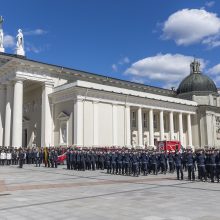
[0,16,4,51]
[190,59,200,74]
[16,29,25,56]
[16,29,24,49]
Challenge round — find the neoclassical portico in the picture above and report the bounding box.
[0,77,54,148]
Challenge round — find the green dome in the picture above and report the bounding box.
[177,60,217,95]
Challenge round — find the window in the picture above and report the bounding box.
[213,97,217,106]
[143,113,147,128]
[132,111,136,128]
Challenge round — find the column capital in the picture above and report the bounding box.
[13,79,24,85]
[74,97,84,103]
[43,81,54,88]
[12,77,26,84]
[93,100,100,104]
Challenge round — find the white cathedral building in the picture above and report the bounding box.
[0,24,219,149]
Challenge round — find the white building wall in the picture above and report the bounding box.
[117,105,125,146]
[83,101,93,146]
[98,103,113,146]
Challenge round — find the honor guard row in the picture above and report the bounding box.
[1,146,220,183]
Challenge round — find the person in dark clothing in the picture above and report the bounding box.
[186,150,195,181]
[105,151,111,174]
[196,150,207,181]
[168,152,175,173]
[150,152,158,175]
[116,151,123,174]
[80,151,86,171]
[209,150,216,183]
[18,149,25,168]
[110,152,117,174]
[66,149,70,170]
[159,151,166,174]
[215,150,220,183]
[174,151,183,180]
[131,152,139,177]
[53,150,58,168]
[141,151,148,176]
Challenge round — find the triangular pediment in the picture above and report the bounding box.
[57,111,69,120]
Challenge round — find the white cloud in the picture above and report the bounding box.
[112,64,118,72]
[4,34,16,48]
[112,56,130,72]
[205,1,215,8]
[24,29,47,36]
[207,63,220,75]
[162,9,220,46]
[202,34,220,48]
[125,53,205,89]
[119,57,130,65]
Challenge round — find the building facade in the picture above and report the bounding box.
[0,53,219,149]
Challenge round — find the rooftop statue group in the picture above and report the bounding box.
[0,16,25,55]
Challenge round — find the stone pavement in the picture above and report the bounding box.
[0,165,220,220]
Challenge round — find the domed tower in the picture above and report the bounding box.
[177,59,220,148]
[177,59,218,102]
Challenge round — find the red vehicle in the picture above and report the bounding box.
[157,140,182,152]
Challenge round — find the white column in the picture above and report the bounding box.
[41,83,53,147]
[169,111,174,140]
[4,83,13,147]
[125,105,131,147]
[112,104,117,146]
[74,98,83,146]
[149,109,154,147]
[138,107,143,147]
[160,110,164,141]
[187,113,192,147]
[178,112,183,144]
[12,80,23,147]
[0,85,6,146]
[93,101,99,146]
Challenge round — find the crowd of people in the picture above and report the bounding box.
[0,146,220,183]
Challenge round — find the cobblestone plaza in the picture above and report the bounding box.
[0,165,219,220]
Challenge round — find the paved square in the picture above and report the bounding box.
[0,165,219,220]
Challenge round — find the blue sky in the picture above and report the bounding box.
[1,0,220,89]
